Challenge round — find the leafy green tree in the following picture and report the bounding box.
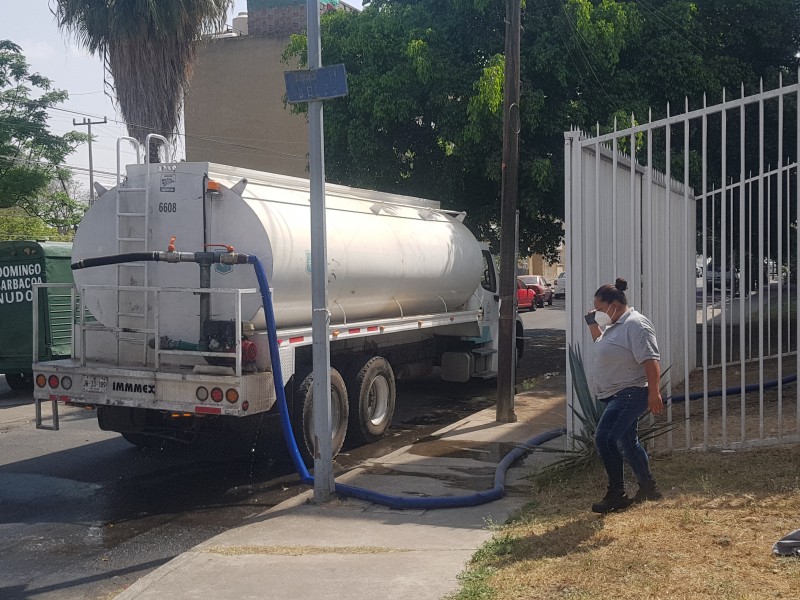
[54,0,234,161]
[0,40,85,211]
[285,0,799,259]
[0,208,66,241]
[286,0,640,258]
[19,176,88,236]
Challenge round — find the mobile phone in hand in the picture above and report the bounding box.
[584,312,596,326]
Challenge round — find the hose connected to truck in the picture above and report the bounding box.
[72,249,566,509]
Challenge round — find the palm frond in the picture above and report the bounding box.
[54,0,234,149]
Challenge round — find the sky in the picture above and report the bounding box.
[0,0,363,193]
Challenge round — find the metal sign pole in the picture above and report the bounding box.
[307,0,334,502]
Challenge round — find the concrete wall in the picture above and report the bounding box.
[184,1,359,176]
[184,35,309,177]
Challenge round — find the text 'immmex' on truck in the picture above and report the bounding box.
[33,137,524,460]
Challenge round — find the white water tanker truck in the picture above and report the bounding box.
[33,144,522,458]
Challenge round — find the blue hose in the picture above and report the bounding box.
[247,255,565,509]
[667,374,797,403]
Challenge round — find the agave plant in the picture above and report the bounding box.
[535,344,676,476]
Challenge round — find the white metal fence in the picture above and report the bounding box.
[565,72,800,450]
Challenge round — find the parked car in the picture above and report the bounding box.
[518,274,553,307]
[705,266,740,295]
[553,272,566,298]
[516,278,536,311]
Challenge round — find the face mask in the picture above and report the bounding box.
[594,307,614,328]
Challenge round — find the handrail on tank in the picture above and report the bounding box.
[144,134,170,163]
[143,134,169,260]
[116,137,142,188]
[35,282,257,375]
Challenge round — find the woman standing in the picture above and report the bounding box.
[585,277,664,513]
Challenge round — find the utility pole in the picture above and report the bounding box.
[72,116,107,204]
[496,0,521,423]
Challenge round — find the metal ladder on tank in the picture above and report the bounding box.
[113,134,169,366]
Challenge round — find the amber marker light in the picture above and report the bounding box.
[225,388,239,404]
[36,374,46,388]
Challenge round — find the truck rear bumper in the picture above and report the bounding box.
[32,359,276,417]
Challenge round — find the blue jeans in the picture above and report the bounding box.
[595,386,654,490]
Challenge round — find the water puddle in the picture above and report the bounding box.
[406,438,521,462]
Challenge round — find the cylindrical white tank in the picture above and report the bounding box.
[232,12,248,35]
[72,162,483,341]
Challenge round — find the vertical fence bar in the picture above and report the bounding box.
[684,98,692,449]
[702,96,710,448]
[758,80,765,439]
[565,131,578,441]
[796,67,800,435]
[595,125,601,283]
[665,104,673,449]
[721,92,728,445]
[730,179,735,364]
[739,89,747,443]
[777,78,784,438]
[710,185,715,366]
[768,166,772,358]
[786,166,791,356]
[613,118,619,276]
[647,110,654,317]
[631,114,637,307]
[749,173,753,361]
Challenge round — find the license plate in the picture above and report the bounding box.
[82,375,107,393]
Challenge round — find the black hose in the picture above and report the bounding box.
[71,252,161,270]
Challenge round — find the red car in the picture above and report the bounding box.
[516,278,536,311]
[519,274,553,307]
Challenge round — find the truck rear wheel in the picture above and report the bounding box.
[5,373,33,391]
[292,368,349,465]
[344,356,396,445]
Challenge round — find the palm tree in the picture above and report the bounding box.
[53,0,233,162]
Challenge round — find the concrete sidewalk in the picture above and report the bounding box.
[114,377,566,600]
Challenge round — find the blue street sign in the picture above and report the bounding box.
[285,64,348,103]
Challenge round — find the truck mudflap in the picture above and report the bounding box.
[33,361,276,430]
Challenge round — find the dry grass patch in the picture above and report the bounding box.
[452,444,800,600]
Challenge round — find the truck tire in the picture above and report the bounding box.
[5,373,33,391]
[344,356,396,445]
[292,368,349,465]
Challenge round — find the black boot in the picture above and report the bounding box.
[591,487,633,514]
[633,479,663,503]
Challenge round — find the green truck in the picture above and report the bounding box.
[0,241,74,390]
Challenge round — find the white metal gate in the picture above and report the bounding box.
[565,72,800,450]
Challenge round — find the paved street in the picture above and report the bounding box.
[0,300,567,600]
